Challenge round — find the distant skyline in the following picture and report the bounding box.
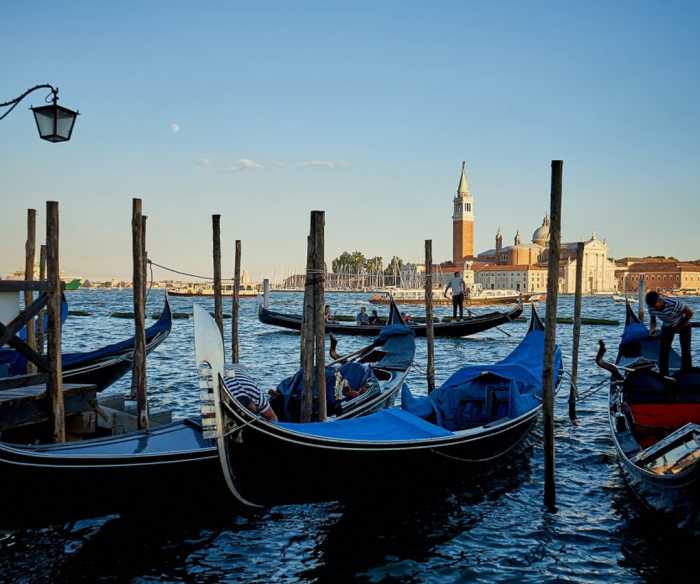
[2,1,699,281]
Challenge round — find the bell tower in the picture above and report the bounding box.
[452,161,475,266]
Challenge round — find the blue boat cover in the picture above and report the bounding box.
[277,408,452,441]
[375,324,416,371]
[402,329,562,431]
[617,320,681,369]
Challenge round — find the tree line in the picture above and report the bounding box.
[331,251,405,275]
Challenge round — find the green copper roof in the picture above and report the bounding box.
[457,161,470,196]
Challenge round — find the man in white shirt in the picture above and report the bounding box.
[444,271,466,320]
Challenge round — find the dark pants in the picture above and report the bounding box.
[659,324,692,377]
[452,293,464,319]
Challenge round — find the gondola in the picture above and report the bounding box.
[0,301,414,525]
[258,301,523,337]
[597,302,700,532]
[0,295,172,391]
[207,304,561,508]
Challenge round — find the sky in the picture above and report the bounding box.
[1,1,699,281]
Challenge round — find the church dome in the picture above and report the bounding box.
[532,214,550,246]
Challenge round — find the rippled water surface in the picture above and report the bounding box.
[2,290,699,583]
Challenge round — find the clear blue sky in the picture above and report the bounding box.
[1,1,699,280]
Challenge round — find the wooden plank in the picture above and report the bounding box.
[0,384,96,432]
[0,292,48,347]
[0,281,50,292]
[0,372,48,391]
[0,322,50,372]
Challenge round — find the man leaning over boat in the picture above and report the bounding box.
[646,290,694,377]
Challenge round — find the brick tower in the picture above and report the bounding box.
[452,161,475,266]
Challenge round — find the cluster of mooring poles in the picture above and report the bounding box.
[207,214,243,364]
[0,204,68,441]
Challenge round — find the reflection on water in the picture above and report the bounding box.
[1,290,699,583]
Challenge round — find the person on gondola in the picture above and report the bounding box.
[224,369,278,421]
[368,309,381,325]
[444,271,466,320]
[324,304,336,322]
[356,306,369,325]
[401,311,413,323]
[646,290,694,377]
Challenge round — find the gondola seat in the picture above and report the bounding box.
[624,368,700,447]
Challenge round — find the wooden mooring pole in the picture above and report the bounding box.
[425,240,435,393]
[312,211,326,421]
[543,160,563,509]
[569,242,584,422]
[638,276,646,322]
[232,240,241,364]
[37,244,47,354]
[24,209,37,373]
[131,198,148,430]
[212,215,224,337]
[142,215,148,308]
[300,233,315,422]
[46,201,65,442]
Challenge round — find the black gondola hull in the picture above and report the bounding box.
[609,390,700,532]
[221,395,539,507]
[258,304,523,337]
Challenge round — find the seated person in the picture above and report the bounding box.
[356,306,370,325]
[401,311,413,323]
[368,309,381,325]
[324,304,336,322]
[224,369,278,421]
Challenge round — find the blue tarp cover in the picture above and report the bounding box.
[617,321,681,369]
[277,408,452,441]
[402,329,562,431]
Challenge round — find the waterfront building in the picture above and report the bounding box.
[556,234,618,294]
[616,261,700,294]
[474,264,548,293]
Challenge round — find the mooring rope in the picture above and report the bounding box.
[148,259,230,281]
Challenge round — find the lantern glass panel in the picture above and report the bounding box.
[55,107,77,140]
[32,106,56,139]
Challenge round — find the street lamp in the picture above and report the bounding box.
[1,84,79,142]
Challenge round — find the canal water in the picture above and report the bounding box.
[1,290,698,583]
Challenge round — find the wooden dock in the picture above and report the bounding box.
[0,383,96,432]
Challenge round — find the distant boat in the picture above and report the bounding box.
[369,288,539,306]
[64,279,81,290]
[167,282,258,297]
[612,295,637,303]
[259,301,523,337]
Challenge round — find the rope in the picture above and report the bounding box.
[148,259,234,281]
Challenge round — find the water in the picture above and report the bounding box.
[2,290,699,583]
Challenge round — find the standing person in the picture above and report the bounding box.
[646,290,694,377]
[444,271,466,320]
